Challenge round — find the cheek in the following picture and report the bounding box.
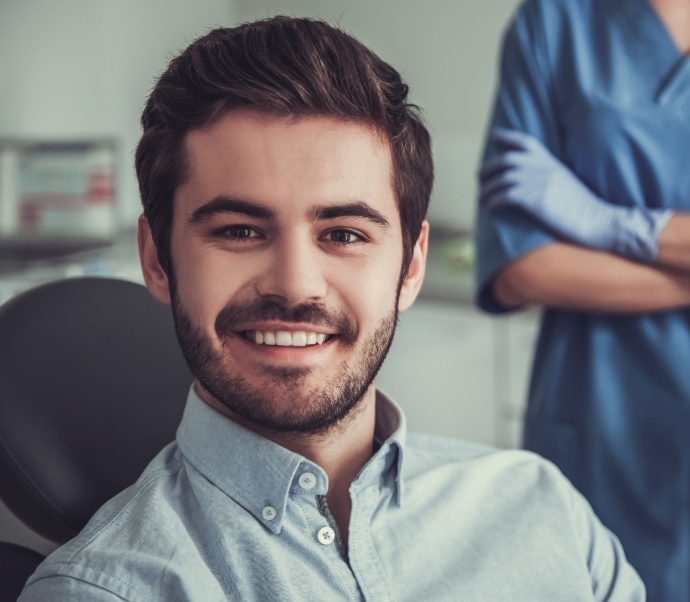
[335,254,401,325]
[171,244,249,331]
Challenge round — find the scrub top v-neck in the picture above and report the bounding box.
[475,0,690,599]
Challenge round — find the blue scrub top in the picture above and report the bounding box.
[475,0,690,599]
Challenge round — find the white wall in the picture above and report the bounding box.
[0,0,237,227]
[235,0,522,230]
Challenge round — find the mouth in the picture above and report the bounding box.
[241,330,334,347]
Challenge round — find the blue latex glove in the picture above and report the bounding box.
[480,128,673,262]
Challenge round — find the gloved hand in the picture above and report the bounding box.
[480,128,673,262]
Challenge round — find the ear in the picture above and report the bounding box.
[398,220,429,312]
[138,214,172,306]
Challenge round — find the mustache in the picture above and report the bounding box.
[215,298,358,345]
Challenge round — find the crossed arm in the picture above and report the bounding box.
[493,238,690,313]
[482,130,690,313]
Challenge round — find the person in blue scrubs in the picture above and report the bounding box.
[475,0,690,599]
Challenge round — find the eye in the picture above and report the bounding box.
[214,225,260,241]
[323,229,365,245]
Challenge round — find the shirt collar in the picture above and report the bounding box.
[370,388,406,507]
[176,387,407,533]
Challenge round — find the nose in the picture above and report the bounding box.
[255,234,328,305]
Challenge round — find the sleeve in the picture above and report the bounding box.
[19,576,129,601]
[475,0,564,313]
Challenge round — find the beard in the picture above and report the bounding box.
[170,290,399,436]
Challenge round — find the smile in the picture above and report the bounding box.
[242,330,332,347]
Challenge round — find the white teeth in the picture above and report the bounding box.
[245,330,330,347]
[292,332,307,347]
[275,331,292,346]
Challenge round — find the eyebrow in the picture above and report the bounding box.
[188,197,275,224]
[187,196,391,230]
[309,202,391,230]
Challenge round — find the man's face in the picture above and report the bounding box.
[140,111,427,435]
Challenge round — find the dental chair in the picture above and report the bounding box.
[0,277,193,601]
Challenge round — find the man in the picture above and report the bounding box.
[21,17,644,601]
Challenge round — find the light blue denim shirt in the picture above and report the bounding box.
[20,388,644,601]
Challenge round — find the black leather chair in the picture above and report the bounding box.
[0,277,193,601]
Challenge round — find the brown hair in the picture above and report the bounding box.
[135,16,433,275]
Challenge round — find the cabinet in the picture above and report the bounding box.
[376,300,496,446]
[376,300,540,448]
[491,310,540,448]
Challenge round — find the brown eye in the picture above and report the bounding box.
[326,230,362,244]
[217,225,259,240]
[229,226,253,239]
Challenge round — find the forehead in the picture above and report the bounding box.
[175,111,398,223]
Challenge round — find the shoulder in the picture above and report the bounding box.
[401,434,645,598]
[404,434,606,551]
[515,0,595,24]
[22,443,192,600]
[406,431,496,461]
[403,434,606,553]
[506,0,582,48]
[405,433,580,506]
[508,0,600,50]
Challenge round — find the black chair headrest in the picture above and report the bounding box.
[0,277,193,543]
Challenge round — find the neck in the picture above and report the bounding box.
[651,0,690,54]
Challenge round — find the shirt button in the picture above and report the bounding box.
[262,506,277,521]
[299,472,317,490]
[317,526,335,545]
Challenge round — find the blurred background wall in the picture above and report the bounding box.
[0,0,235,226]
[0,0,521,230]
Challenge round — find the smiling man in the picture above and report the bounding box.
[163,113,411,445]
[21,17,644,601]
[148,111,422,541]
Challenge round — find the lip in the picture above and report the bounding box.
[232,329,338,363]
[230,321,338,335]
